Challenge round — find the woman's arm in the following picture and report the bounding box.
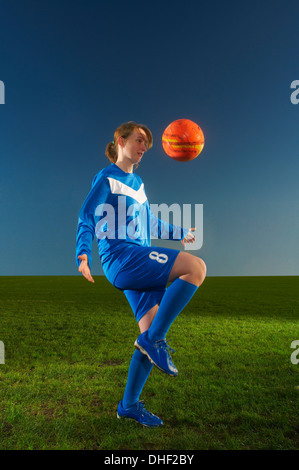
[75,171,108,281]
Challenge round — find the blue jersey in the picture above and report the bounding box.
[76,163,188,283]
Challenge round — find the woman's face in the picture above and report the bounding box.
[119,128,149,165]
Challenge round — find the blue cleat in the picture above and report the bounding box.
[134,331,178,377]
[117,400,163,427]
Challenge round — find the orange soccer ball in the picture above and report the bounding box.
[162,119,205,162]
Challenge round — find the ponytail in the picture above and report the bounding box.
[105,141,118,163]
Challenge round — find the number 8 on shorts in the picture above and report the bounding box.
[149,251,168,264]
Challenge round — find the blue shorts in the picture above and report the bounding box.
[103,244,180,323]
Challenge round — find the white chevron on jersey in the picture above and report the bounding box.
[107,177,147,205]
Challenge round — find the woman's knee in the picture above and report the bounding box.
[188,257,206,286]
[168,252,206,286]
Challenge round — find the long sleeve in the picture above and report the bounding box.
[150,211,189,241]
[75,171,109,267]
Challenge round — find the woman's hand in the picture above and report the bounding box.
[181,228,196,247]
[78,254,95,283]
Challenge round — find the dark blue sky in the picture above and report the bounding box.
[1,0,299,276]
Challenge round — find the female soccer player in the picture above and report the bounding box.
[76,122,206,427]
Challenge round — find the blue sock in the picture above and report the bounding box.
[122,349,153,408]
[147,278,198,342]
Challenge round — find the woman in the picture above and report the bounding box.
[76,121,206,427]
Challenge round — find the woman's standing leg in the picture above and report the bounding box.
[117,304,163,427]
[122,305,158,409]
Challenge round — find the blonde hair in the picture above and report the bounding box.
[105,121,153,164]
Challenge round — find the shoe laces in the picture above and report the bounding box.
[136,400,155,417]
[156,339,176,355]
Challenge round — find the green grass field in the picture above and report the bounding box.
[0,275,298,450]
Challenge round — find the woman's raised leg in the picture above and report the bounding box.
[135,253,206,376]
